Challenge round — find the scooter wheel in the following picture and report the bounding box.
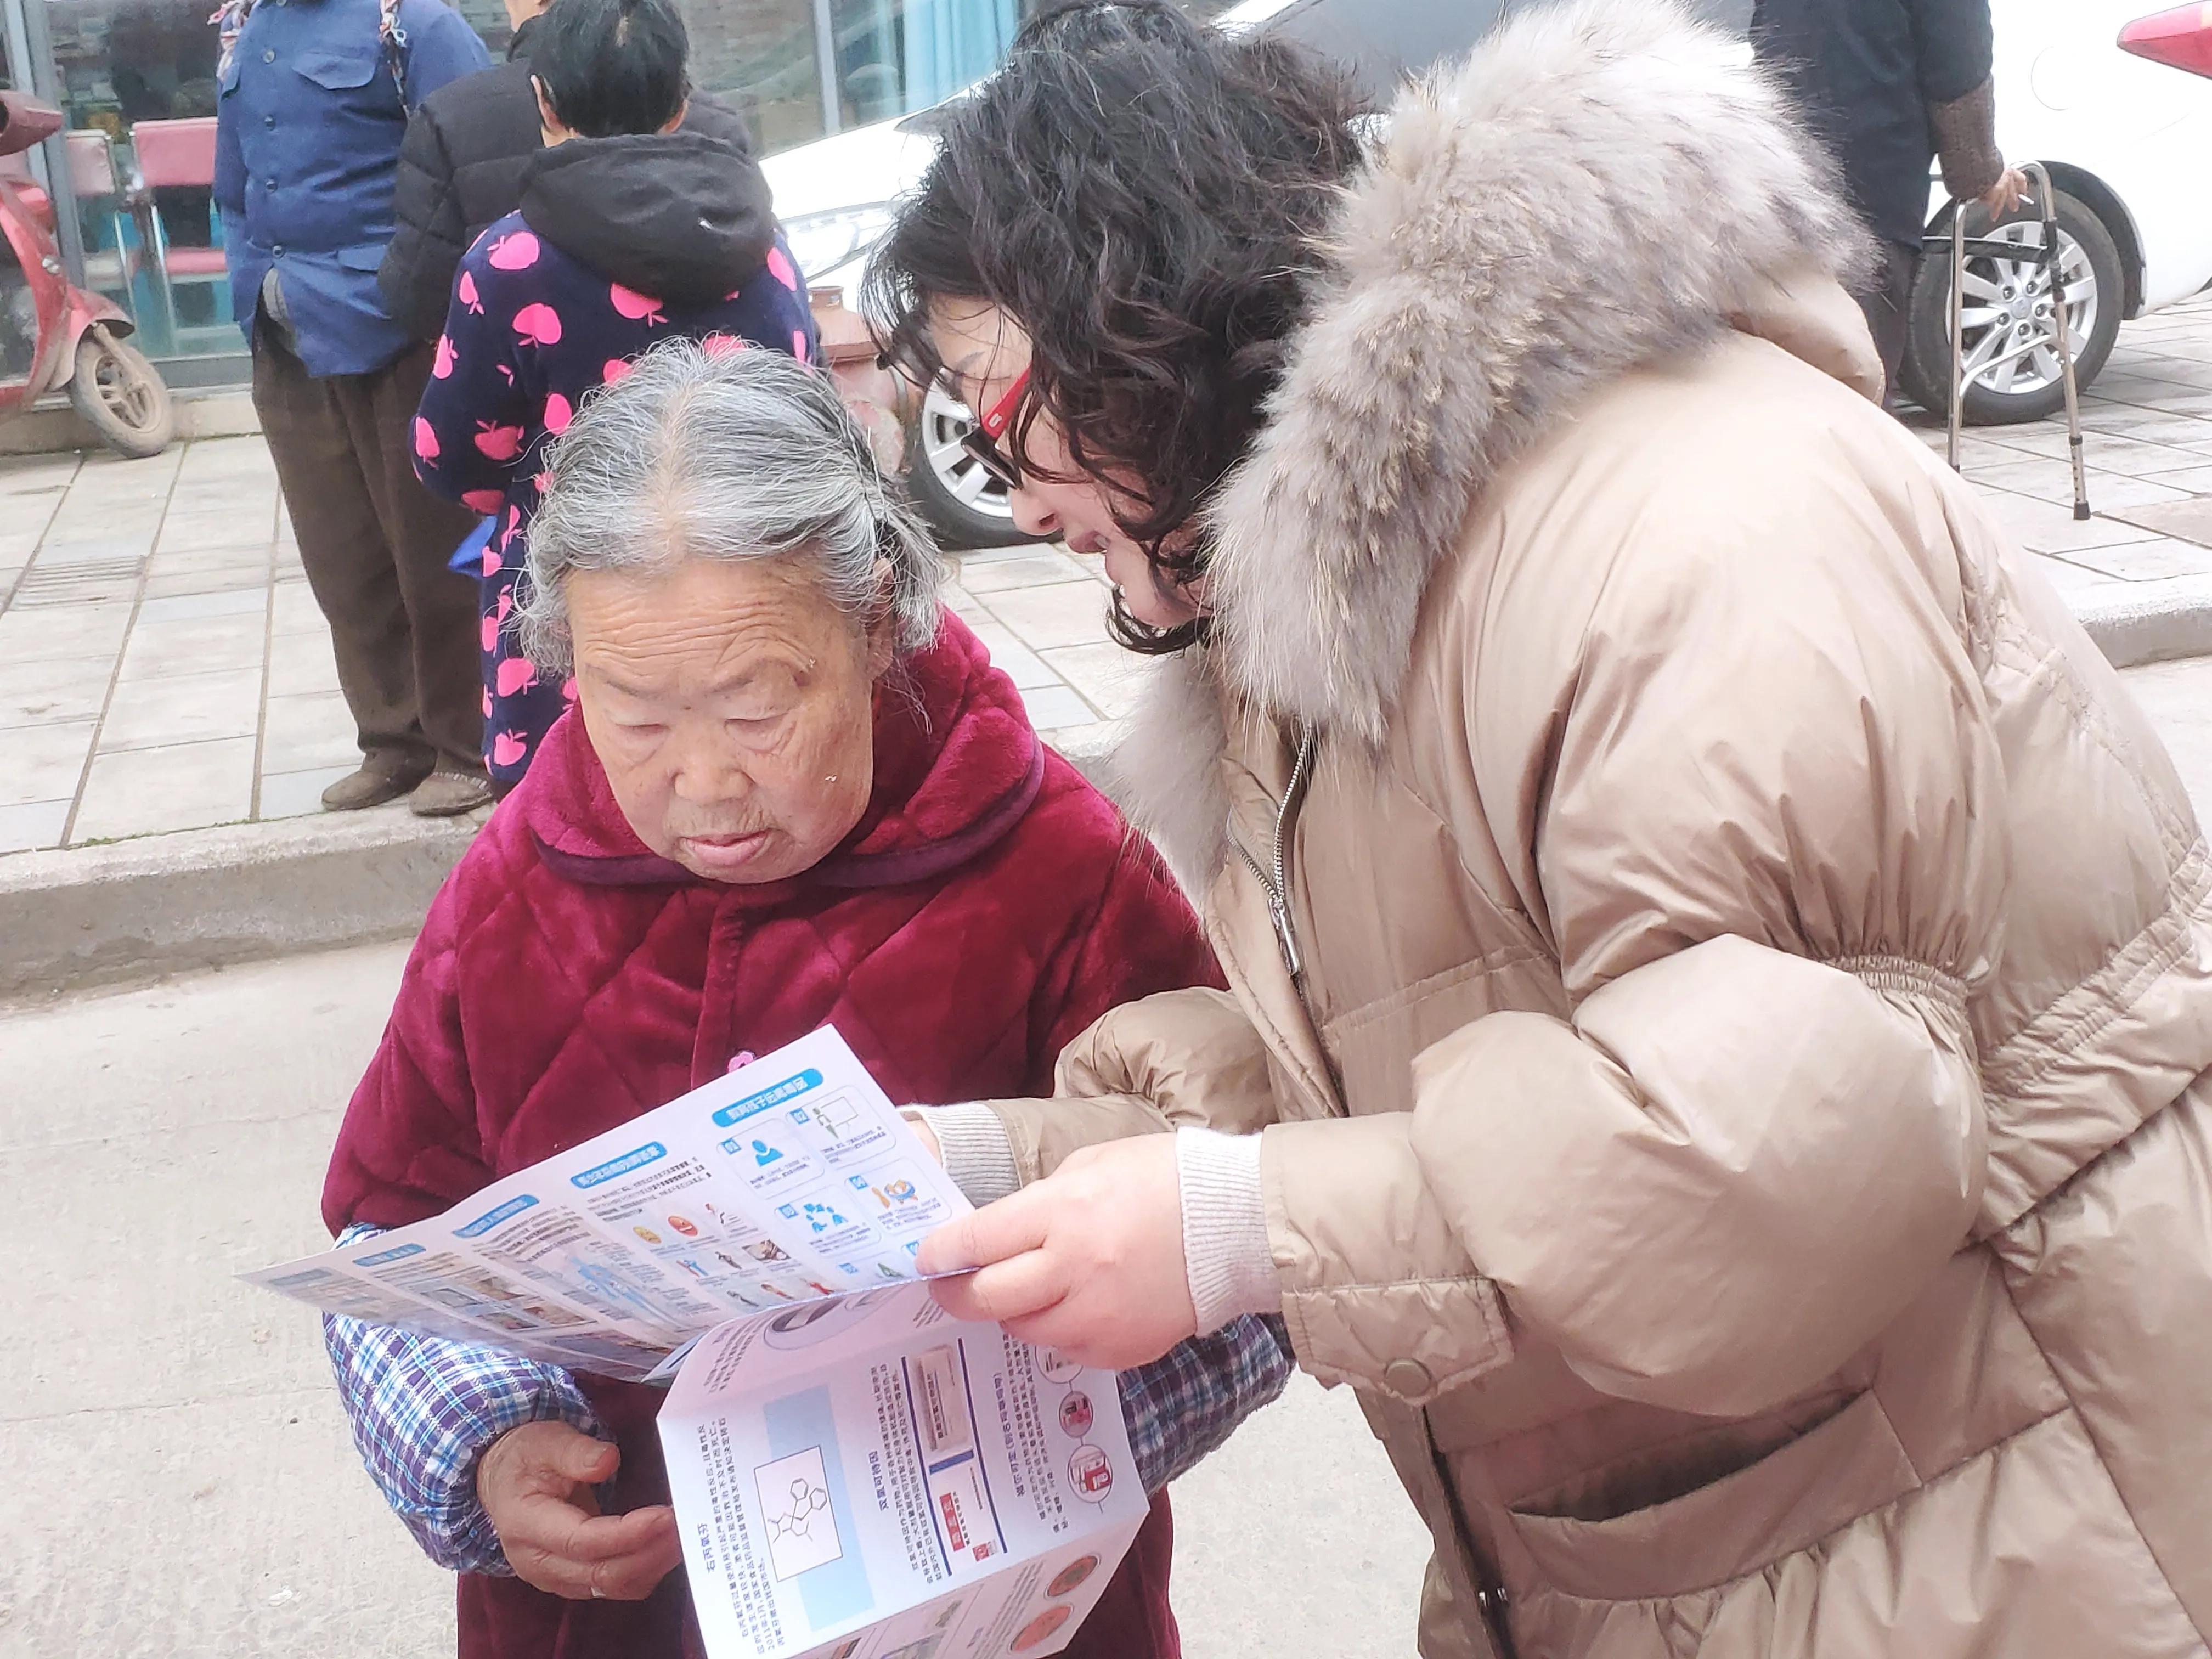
[68,329,174,460]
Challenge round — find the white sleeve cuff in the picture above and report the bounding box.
[913,1103,1023,1206]
[1177,1125,1283,1331]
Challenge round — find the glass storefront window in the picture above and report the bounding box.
[823,0,1014,129]
[681,0,825,154]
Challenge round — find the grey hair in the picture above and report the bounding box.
[519,338,945,674]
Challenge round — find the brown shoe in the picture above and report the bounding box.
[408,769,495,817]
[321,757,432,811]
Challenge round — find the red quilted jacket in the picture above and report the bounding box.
[323,612,1217,1659]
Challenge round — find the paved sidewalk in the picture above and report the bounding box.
[5,293,2212,858]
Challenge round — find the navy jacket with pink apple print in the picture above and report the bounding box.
[411,126,815,787]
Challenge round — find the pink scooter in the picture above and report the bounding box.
[0,89,173,458]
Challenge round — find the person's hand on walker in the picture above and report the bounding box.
[916,1134,1197,1370]
[477,1420,682,1601]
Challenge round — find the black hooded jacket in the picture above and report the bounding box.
[515,125,775,308]
[376,16,774,340]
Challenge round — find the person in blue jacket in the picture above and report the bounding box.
[215,0,498,816]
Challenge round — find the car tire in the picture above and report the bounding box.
[1899,188,2124,425]
[67,328,174,460]
[903,379,1031,550]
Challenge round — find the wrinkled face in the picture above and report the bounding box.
[568,555,889,883]
[926,299,1208,634]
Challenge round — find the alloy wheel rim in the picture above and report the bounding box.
[920,379,1017,521]
[1953,221,2099,399]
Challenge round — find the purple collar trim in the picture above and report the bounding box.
[532,735,1047,894]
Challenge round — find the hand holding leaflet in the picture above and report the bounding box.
[247,1029,1146,1658]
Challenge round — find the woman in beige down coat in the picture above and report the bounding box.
[873,2,2212,1654]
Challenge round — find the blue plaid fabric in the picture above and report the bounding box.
[1118,1314,1294,1491]
[325,1224,601,1576]
[328,1229,1292,1574]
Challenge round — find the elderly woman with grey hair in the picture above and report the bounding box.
[319,340,1289,1659]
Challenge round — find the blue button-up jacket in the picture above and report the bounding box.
[215,0,488,377]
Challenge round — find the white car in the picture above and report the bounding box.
[764,0,2212,542]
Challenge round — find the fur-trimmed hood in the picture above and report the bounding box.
[1115,0,1875,885]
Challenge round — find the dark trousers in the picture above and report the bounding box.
[252,330,485,775]
[1858,236,1920,403]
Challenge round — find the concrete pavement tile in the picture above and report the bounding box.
[98,664,266,751]
[1019,681,1099,731]
[0,797,70,853]
[269,577,327,636]
[3,569,139,609]
[2084,415,2212,452]
[157,507,274,556]
[979,579,1114,651]
[172,436,279,481]
[2093,386,2212,419]
[964,618,1061,689]
[266,628,343,697]
[149,535,276,572]
[70,733,256,842]
[30,528,157,565]
[0,453,80,495]
[1995,427,2205,472]
[2107,497,2212,550]
[258,762,362,819]
[167,479,280,519]
[943,583,988,621]
[137,584,272,624]
[2123,361,2212,393]
[1981,490,2164,554]
[2046,534,2212,583]
[1967,464,2190,511]
[1042,640,1155,719]
[0,719,94,807]
[0,526,51,566]
[0,653,112,727]
[117,609,268,680]
[1952,434,2053,471]
[0,596,132,664]
[261,690,359,773]
[956,549,1090,591]
[143,566,274,599]
[2124,462,2212,493]
[2021,550,2126,601]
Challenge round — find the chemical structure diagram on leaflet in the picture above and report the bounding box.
[755,1445,844,1579]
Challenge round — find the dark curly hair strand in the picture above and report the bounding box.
[866,0,1369,653]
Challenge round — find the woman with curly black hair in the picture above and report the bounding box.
[879,3,2212,1656]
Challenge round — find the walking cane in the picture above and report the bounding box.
[1947,163,2092,521]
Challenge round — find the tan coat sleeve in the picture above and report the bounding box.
[979,987,1284,1183]
[1268,431,2009,1415]
[1461,464,2001,1417]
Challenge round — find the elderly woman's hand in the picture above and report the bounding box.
[916,1135,1197,1370]
[477,1421,681,1600]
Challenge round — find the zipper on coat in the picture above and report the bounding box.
[1230,721,1316,985]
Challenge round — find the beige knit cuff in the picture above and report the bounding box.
[910,1103,1022,1207]
[1177,1125,1283,1332]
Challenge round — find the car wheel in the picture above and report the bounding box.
[1899,188,2124,425]
[904,379,1031,550]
